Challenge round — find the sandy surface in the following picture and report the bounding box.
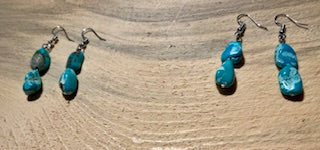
[1,0,320,149]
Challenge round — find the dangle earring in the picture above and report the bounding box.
[215,14,268,93]
[23,26,74,95]
[274,14,308,97]
[59,28,106,96]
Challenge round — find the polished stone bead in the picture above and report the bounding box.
[215,59,235,88]
[274,43,298,69]
[23,69,42,95]
[221,41,242,65]
[66,51,85,74]
[59,68,78,95]
[30,48,51,74]
[278,66,303,96]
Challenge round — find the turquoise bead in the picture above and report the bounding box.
[215,59,235,88]
[66,51,85,73]
[278,66,303,96]
[30,48,51,74]
[221,41,242,65]
[274,43,298,69]
[23,70,42,95]
[59,68,78,95]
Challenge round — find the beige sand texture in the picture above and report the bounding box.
[1,0,320,149]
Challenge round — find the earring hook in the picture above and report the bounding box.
[235,14,268,42]
[237,14,268,31]
[51,26,74,42]
[76,28,106,52]
[274,14,308,29]
[42,26,74,51]
[81,28,106,41]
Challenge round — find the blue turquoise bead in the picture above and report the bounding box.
[221,41,242,65]
[30,48,51,73]
[23,70,42,95]
[66,51,85,73]
[215,59,235,88]
[274,43,298,69]
[278,66,303,96]
[59,68,78,95]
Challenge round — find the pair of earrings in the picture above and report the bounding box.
[22,26,105,97]
[215,14,307,97]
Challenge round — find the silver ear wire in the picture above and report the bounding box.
[42,26,74,52]
[274,14,308,29]
[274,14,308,43]
[51,26,74,42]
[235,14,268,42]
[81,28,106,41]
[237,14,268,31]
[76,28,106,52]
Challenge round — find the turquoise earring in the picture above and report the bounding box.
[23,26,74,96]
[59,28,106,96]
[215,14,268,93]
[274,14,308,97]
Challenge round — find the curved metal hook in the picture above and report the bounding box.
[81,28,106,41]
[237,14,268,31]
[51,26,74,42]
[274,14,308,29]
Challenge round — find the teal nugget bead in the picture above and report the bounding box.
[31,48,51,73]
[23,70,42,95]
[59,68,78,95]
[278,66,303,96]
[215,59,235,88]
[274,43,298,69]
[66,51,85,73]
[221,41,242,65]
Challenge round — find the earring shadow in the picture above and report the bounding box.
[216,77,237,95]
[234,54,245,68]
[282,90,304,102]
[75,67,82,75]
[62,79,79,102]
[39,65,50,76]
[27,84,43,101]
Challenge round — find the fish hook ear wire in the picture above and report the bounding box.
[235,13,268,42]
[274,14,308,43]
[77,28,106,53]
[43,26,75,52]
[274,14,308,29]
